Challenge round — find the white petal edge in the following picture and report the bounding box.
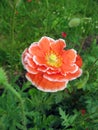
[25,65,38,74]
[43,74,68,82]
[61,64,78,76]
[55,38,66,48]
[38,36,55,46]
[26,74,68,92]
[22,48,28,67]
[70,49,77,63]
[69,69,83,81]
[28,42,38,55]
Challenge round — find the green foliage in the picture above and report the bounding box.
[59,108,77,129]
[0,67,27,130]
[75,71,89,89]
[0,67,8,84]
[0,0,98,129]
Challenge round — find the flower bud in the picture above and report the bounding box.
[68,18,81,27]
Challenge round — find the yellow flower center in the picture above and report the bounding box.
[46,51,62,67]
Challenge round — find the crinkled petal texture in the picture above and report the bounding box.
[22,36,83,92]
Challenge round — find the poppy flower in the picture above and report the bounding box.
[22,36,82,92]
[80,109,86,116]
[61,32,67,38]
[27,0,32,2]
[15,11,18,15]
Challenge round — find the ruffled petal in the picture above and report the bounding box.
[38,36,51,53]
[51,39,66,54]
[33,56,46,65]
[22,48,28,67]
[29,43,44,57]
[25,65,38,74]
[26,72,68,92]
[27,56,37,68]
[47,68,60,74]
[65,68,82,80]
[37,65,48,72]
[75,54,83,67]
[62,49,77,64]
[22,48,37,70]
[44,73,67,82]
[61,63,78,74]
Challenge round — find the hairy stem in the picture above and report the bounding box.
[78,36,87,54]
[11,5,16,46]
[88,57,98,73]
[4,83,27,130]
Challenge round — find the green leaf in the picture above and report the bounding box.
[59,107,67,121]
[59,107,69,127]
[59,108,77,128]
[15,0,22,8]
[0,67,8,85]
[76,71,89,89]
[0,49,7,65]
[51,18,59,29]
[0,108,6,115]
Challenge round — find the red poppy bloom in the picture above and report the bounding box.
[15,11,18,15]
[27,0,32,2]
[22,36,82,92]
[61,32,67,38]
[80,109,86,116]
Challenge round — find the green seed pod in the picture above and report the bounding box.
[68,18,81,27]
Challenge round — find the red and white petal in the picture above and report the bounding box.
[29,43,44,57]
[25,65,38,74]
[61,63,78,75]
[26,72,68,92]
[33,56,46,65]
[47,36,55,43]
[75,54,83,67]
[37,65,48,72]
[22,48,38,69]
[51,39,66,54]
[38,36,51,53]
[62,49,77,64]
[22,48,29,67]
[65,68,82,80]
[43,73,67,82]
[27,57,37,68]
[47,68,60,74]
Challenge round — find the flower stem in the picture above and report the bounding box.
[4,83,27,130]
[11,5,16,46]
[46,0,49,8]
[88,57,98,73]
[78,37,86,54]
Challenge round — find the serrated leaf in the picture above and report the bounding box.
[68,114,77,124]
[59,107,67,120]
